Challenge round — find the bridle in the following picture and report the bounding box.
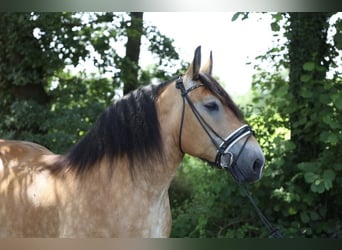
[175,77,283,238]
[175,77,254,182]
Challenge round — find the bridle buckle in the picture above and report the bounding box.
[219,151,234,169]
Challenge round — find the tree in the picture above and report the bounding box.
[247,12,342,237]
[116,12,182,94]
[287,13,333,162]
[0,12,180,153]
[121,12,144,95]
[0,13,90,140]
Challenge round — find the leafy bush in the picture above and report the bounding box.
[170,156,273,238]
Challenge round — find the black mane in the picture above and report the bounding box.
[53,74,243,178]
[55,82,169,178]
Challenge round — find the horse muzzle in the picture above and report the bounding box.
[215,125,265,183]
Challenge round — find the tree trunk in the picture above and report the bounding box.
[122,12,144,95]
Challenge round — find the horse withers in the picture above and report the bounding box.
[0,46,264,237]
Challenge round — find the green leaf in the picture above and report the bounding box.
[322,169,336,182]
[322,114,339,129]
[298,162,320,173]
[300,211,310,223]
[231,12,242,22]
[271,13,283,22]
[300,74,311,82]
[288,207,297,215]
[300,87,313,98]
[322,169,335,191]
[285,141,296,151]
[231,12,249,22]
[319,131,338,144]
[275,85,288,97]
[304,172,318,183]
[316,65,327,72]
[323,180,333,191]
[271,22,280,32]
[333,32,342,50]
[327,133,338,144]
[309,211,320,221]
[311,181,325,193]
[333,95,342,110]
[319,94,330,104]
[303,62,315,71]
[333,163,342,171]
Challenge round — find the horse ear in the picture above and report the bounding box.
[201,51,213,75]
[185,46,201,80]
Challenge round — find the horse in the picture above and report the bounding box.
[0,46,265,237]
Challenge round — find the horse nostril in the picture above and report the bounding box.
[253,159,263,173]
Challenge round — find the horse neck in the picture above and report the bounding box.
[72,153,181,199]
[155,80,185,178]
[66,80,185,203]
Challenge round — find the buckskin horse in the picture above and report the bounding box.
[0,46,265,237]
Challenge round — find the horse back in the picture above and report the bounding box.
[0,139,61,237]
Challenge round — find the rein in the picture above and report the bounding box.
[175,77,283,238]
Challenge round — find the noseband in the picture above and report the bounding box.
[175,77,254,179]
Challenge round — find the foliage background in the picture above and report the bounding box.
[0,12,341,238]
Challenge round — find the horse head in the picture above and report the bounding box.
[161,46,265,183]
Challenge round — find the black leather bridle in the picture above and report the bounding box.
[175,77,283,238]
[175,77,254,181]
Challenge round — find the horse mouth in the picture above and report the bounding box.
[223,158,264,184]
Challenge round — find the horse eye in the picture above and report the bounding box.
[204,101,219,112]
